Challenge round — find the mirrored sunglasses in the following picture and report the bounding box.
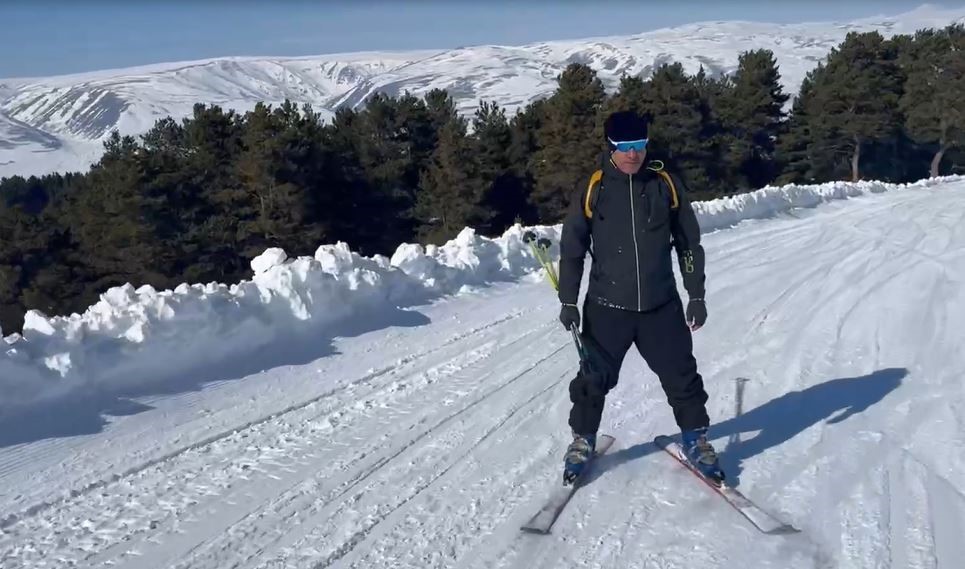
[609,138,648,152]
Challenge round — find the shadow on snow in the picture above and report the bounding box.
[586,367,907,487]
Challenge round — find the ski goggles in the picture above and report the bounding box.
[608,138,648,152]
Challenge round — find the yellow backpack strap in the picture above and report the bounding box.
[657,170,679,209]
[646,161,679,209]
[583,169,603,218]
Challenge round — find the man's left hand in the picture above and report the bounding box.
[686,298,707,331]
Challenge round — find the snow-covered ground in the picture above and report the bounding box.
[2,176,965,568]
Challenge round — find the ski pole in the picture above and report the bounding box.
[523,230,559,291]
[569,323,586,362]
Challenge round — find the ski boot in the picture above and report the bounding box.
[681,427,725,486]
[563,432,596,485]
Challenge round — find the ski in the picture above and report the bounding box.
[654,435,800,535]
[520,434,616,534]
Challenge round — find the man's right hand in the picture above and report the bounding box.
[559,303,580,330]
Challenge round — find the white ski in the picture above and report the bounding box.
[520,434,616,534]
[654,435,800,535]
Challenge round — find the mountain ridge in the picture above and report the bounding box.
[2,5,963,179]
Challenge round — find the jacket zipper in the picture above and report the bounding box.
[628,173,642,310]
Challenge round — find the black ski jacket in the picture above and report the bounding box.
[558,154,706,312]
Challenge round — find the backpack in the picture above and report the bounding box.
[582,160,679,218]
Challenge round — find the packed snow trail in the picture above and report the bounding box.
[2,180,965,568]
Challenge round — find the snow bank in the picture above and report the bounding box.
[1,175,960,417]
[692,175,964,232]
[0,224,561,417]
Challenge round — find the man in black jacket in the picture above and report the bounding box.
[557,110,723,485]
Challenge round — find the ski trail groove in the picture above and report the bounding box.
[1,312,544,568]
[171,330,569,569]
[304,373,565,569]
[0,309,528,533]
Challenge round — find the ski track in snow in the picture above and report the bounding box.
[2,182,965,568]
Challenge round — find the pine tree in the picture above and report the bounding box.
[472,100,528,234]
[231,102,324,260]
[605,75,649,118]
[395,92,436,199]
[692,66,737,195]
[179,104,245,281]
[508,98,545,180]
[808,31,904,182]
[638,63,714,195]
[504,99,545,225]
[137,116,211,282]
[1,174,85,332]
[353,93,418,252]
[717,50,790,189]
[66,132,174,300]
[282,101,336,248]
[414,115,487,244]
[900,24,965,177]
[322,107,389,255]
[530,64,606,222]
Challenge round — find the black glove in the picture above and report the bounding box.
[559,303,580,330]
[686,298,707,331]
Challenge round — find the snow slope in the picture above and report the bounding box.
[2,4,964,179]
[1,176,964,568]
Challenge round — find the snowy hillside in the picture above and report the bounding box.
[1,174,964,568]
[2,4,964,179]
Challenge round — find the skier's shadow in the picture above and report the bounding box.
[587,367,907,487]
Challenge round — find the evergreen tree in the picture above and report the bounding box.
[777,73,818,184]
[717,50,789,189]
[66,132,174,300]
[508,98,545,181]
[472,100,528,234]
[692,66,737,195]
[808,31,904,181]
[137,116,209,282]
[322,107,389,255]
[179,104,245,281]
[232,102,326,260]
[394,92,436,198]
[423,88,459,139]
[16,212,83,325]
[414,114,487,244]
[353,93,418,252]
[900,24,965,177]
[0,197,38,329]
[530,64,606,222]
[1,173,85,332]
[282,101,336,248]
[504,99,545,225]
[638,63,714,195]
[605,75,649,118]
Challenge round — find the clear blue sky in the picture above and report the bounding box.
[1,1,961,79]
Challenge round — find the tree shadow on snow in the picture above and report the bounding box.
[586,367,907,487]
[0,304,431,449]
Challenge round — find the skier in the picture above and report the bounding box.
[557,109,724,485]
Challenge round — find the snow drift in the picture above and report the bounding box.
[1,175,960,417]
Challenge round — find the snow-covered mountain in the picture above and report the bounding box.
[1,5,964,180]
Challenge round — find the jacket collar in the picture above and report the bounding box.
[599,151,660,182]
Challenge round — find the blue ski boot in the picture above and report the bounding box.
[682,427,725,485]
[563,432,596,485]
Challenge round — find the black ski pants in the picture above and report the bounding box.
[568,295,710,435]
